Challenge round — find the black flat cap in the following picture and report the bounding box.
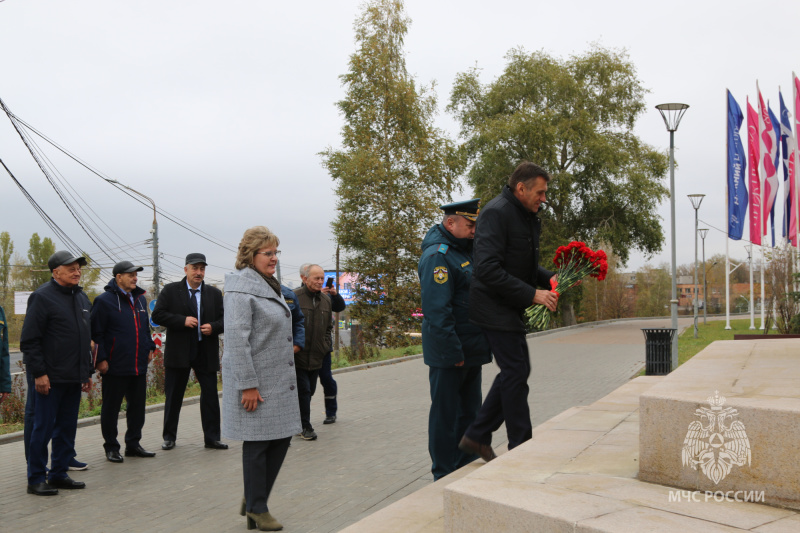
[112,261,144,276]
[48,251,88,272]
[185,253,207,266]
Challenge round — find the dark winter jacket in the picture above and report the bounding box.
[0,305,10,393]
[91,278,156,377]
[281,285,305,350]
[469,185,555,332]
[20,279,93,383]
[293,285,332,371]
[418,224,492,368]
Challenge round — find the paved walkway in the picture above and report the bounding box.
[0,318,690,532]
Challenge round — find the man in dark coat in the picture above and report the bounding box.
[0,304,10,405]
[91,261,157,463]
[292,264,334,441]
[419,199,492,481]
[21,251,94,495]
[459,162,559,461]
[151,253,226,451]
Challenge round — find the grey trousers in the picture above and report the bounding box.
[242,437,292,513]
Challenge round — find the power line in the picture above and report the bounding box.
[0,158,85,256]
[5,111,238,253]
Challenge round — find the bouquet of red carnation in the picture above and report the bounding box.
[525,241,608,330]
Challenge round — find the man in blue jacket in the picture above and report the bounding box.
[418,199,492,480]
[281,284,305,354]
[459,162,558,461]
[91,261,157,463]
[21,251,94,495]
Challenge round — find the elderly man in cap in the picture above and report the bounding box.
[152,253,226,450]
[418,199,492,480]
[21,251,93,495]
[91,261,157,462]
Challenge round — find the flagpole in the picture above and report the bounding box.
[758,81,767,330]
[725,89,732,329]
[795,72,800,296]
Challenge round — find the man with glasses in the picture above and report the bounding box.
[91,261,157,463]
[152,253,226,451]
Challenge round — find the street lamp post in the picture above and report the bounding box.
[656,103,689,371]
[107,179,161,298]
[688,194,705,338]
[745,244,755,329]
[699,228,709,324]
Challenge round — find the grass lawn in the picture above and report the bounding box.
[676,318,778,367]
[331,344,422,369]
[0,380,220,436]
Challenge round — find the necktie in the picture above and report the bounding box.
[190,289,201,341]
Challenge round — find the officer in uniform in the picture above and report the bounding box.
[418,198,492,480]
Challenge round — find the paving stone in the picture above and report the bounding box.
[0,318,682,532]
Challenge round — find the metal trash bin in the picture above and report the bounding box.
[641,328,676,375]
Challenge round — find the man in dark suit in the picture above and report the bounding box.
[151,253,226,451]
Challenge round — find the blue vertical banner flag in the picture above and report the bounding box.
[768,105,782,246]
[779,90,795,243]
[727,90,748,240]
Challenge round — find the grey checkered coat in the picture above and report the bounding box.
[221,267,301,441]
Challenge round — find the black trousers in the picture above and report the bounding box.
[101,373,147,452]
[163,367,220,443]
[428,365,482,480]
[27,382,81,484]
[295,368,319,430]
[464,329,532,450]
[242,438,291,514]
[318,352,338,417]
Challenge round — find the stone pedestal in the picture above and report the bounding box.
[639,339,800,510]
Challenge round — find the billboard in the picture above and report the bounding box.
[323,271,356,306]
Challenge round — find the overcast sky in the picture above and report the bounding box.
[1,0,798,292]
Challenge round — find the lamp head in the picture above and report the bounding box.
[688,194,705,210]
[656,103,689,132]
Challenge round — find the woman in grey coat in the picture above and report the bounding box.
[222,226,301,531]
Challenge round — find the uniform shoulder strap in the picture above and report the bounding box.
[437,244,449,255]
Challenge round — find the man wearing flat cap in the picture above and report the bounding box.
[21,250,93,495]
[417,199,492,480]
[91,261,157,463]
[152,253,226,450]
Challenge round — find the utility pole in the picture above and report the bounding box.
[151,212,160,299]
[276,260,282,284]
[108,180,160,298]
[334,245,340,361]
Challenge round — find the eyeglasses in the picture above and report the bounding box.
[255,250,281,259]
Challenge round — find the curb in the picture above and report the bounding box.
[0,356,425,446]
[1,314,744,445]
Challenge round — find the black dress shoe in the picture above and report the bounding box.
[27,482,58,496]
[204,440,229,450]
[106,450,124,463]
[458,435,497,463]
[48,476,86,489]
[161,440,175,450]
[125,445,156,458]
